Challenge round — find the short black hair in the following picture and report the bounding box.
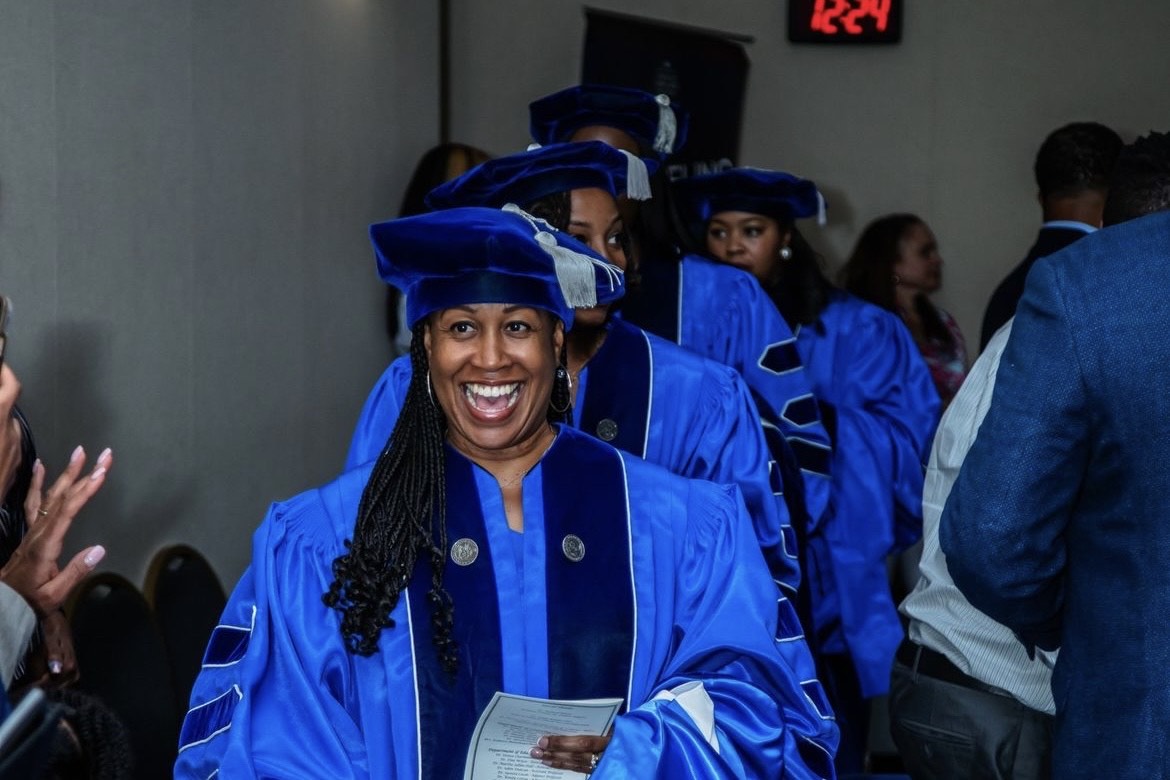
[1034,122,1123,201]
[1103,131,1170,227]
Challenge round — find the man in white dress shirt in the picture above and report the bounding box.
[890,320,1056,779]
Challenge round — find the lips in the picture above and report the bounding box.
[462,382,521,418]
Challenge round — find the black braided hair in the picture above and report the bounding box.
[324,322,457,671]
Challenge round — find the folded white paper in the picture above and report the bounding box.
[463,692,622,780]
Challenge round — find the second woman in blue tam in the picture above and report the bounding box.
[528,84,835,542]
[676,166,940,774]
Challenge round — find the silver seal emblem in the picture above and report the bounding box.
[450,538,479,566]
[562,534,586,563]
[596,418,619,441]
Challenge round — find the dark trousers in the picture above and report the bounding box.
[888,643,1053,780]
[819,653,870,774]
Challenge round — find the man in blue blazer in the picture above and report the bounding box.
[941,132,1170,779]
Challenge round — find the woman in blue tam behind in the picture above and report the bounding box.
[175,206,839,779]
[530,85,834,546]
[675,167,939,774]
[346,141,813,612]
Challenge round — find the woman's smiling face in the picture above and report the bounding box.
[425,304,563,460]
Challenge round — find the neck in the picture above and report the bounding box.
[1042,192,1106,228]
[448,423,557,488]
[895,285,920,317]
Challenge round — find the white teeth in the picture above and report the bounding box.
[463,382,519,399]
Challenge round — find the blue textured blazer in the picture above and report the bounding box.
[941,210,1170,779]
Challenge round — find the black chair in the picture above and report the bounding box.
[143,544,227,720]
[67,571,179,779]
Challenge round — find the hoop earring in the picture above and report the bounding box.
[779,246,793,260]
[426,372,438,409]
[550,365,572,415]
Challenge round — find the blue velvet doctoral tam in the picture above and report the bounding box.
[175,427,838,779]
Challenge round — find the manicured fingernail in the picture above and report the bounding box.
[70,445,84,463]
[97,447,112,465]
[537,737,549,748]
[90,466,106,481]
[530,748,543,759]
[34,458,43,475]
[48,660,63,675]
[83,546,106,567]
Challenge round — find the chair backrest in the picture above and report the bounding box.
[144,544,228,716]
[66,571,179,779]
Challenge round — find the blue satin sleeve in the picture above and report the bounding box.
[941,257,1081,651]
[802,296,938,697]
[603,473,837,779]
[646,342,799,595]
[344,355,412,469]
[681,257,833,530]
[175,485,390,779]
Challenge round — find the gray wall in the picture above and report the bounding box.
[447,0,1170,352]
[0,1,438,585]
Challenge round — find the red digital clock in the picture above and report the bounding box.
[788,0,903,44]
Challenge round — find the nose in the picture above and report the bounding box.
[472,329,508,371]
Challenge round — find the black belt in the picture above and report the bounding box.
[896,640,1011,698]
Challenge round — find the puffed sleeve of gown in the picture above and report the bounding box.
[345,355,412,470]
[680,363,800,596]
[687,257,833,530]
[598,480,839,780]
[174,492,375,779]
[831,306,938,552]
[816,302,938,697]
[941,257,1084,651]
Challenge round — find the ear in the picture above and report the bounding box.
[780,228,793,248]
[423,318,434,359]
[552,317,566,356]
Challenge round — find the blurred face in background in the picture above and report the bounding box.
[894,220,943,294]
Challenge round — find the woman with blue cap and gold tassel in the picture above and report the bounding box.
[175,205,839,778]
[346,140,812,611]
[675,167,939,774]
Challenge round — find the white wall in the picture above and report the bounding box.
[0,1,439,585]
[447,0,1170,353]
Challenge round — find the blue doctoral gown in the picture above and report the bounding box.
[175,427,838,779]
[621,254,832,531]
[347,318,801,596]
[795,291,938,697]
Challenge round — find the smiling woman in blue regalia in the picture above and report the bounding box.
[675,167,939,774]
[529,85,834,537]
[346,141,808,604]
[175,206,838,779]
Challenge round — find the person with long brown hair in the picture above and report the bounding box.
[841,213,967,408]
